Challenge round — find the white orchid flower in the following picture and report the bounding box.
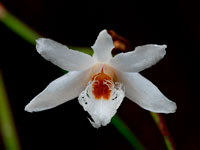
[25,29,177,128]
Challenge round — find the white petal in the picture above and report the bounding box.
[25,70,91,112]
[78,81,125,128]
[36,38,95,71]
[109,44,166,72]
[116,71,177,113]
[92,30,114,62]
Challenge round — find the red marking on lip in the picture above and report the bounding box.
[91,70,112,100]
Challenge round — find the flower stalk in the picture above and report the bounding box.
[111,115,144,150]
[151,112,176,150]
[0,70,21,150]
[0,2,40,44]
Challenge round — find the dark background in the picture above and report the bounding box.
[0,0,200,149]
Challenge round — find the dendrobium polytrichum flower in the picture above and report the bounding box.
[25,29,177,128]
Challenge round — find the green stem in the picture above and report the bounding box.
[111,115,145,150]
[150,112,175,150]
[0,6,40,44]
[0,70,21,150]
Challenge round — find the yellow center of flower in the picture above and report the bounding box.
[91,68,113,100]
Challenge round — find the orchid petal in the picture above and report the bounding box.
[116,71,177,113]
[25,70,91,112]
[92,30,114,62]
[109,44,166,72]
[36,38,95,71]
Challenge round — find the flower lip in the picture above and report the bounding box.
[91,68,113,100]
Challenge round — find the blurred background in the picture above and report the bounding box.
[0,0,200,149]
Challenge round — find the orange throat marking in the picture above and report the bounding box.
[91,70,113,100]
